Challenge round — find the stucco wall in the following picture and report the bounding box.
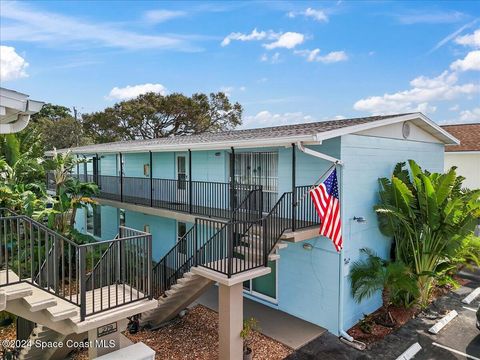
[444,152,480,190]
[339,134,444,331]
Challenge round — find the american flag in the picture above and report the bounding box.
[309,169,343,252]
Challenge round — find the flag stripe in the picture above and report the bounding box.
[309,169,343,252]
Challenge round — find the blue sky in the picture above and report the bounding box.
[1,0,479,127]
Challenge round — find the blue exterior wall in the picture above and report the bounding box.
[74,133,444,335]
[339,134,444,331]
[124,210,177,261]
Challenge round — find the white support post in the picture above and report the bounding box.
[218,282,243,360]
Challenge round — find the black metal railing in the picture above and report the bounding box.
[50,172,264,221]
[0,210,152,321]
[151,225,197,298]
[150,184,320,295]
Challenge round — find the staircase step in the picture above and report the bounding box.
[46,303,78,322]
[23,288,58,311]
[4,284,33,300]
[183,272,198,279]
[170,283,185,291]
[165,289,177,297]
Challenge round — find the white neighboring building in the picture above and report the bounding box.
[442,123,480,191]
[0,87,44,134]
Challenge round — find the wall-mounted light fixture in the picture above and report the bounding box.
[215,152,221,157]
[353,216,367,223]
[303,243,313,251]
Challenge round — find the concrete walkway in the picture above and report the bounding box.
[193,286,326,350]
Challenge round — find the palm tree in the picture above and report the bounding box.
[350,248,418,325]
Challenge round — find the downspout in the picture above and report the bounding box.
[296,141,365,349]
[296,141,343,166]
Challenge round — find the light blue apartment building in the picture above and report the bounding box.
[53,113,458,336]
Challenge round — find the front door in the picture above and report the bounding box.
[176,153,188,204]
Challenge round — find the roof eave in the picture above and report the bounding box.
[314,113,460,145]
[46,134,320,156]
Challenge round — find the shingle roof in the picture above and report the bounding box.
[64,114,413,154]
[441,123,480,152]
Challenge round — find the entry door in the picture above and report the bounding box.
[176,154,188,203]
[177,221,187,263]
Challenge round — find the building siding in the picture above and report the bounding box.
[340,134,444,331]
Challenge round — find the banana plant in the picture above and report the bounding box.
[375,160,480,307]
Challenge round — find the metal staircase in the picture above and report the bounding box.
[0,184,319,354]
[140,186,318,328]
[0,209,157,357]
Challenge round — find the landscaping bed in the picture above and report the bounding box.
[72,305,292,359]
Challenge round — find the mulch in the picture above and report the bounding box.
[72,305,292,359]
[347,306,418,345]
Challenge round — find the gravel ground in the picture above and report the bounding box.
[72,305,292,359]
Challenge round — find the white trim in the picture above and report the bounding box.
[445,151,480,155]
[51,134,319,155]
[315,113,459,145]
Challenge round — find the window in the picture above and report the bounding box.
[243,259,277,302]
[177,156,187,190]
[86,205,101,238]
[234,152,279,212]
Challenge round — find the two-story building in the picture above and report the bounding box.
[49,112,458,348]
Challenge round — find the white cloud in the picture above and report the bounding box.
[0,2,196,51]
[449,104,459,111]
[0,46,29,81]
[455,29,480,48]
[288,8,328,22]
[459,107,480,122]
[260,52,281,64]
[107,83,167,100]
[221,28,278,46]
[295,48,348,63]
[353,70,478,114]
[263,32,305,50]
[144,9,187,23]
[450,50,480,71]
[242,110,317,129]
[219,86,246,96]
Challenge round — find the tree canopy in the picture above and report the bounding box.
[82,92,242,143]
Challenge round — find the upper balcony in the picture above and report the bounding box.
[47,172,268,220]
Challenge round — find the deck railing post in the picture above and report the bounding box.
[188,149,193,214]
[147,234,152,299]
[149,151,153,208]
[228,223,234,278]
[263,218,268,266]
[291,144,296,232]
[119,152,124,203]
[229,147,235,219]
[194,219,198,267]
[79,246,86,321]
[258,186,263,220]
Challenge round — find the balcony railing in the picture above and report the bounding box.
[47,172,265,220]
[0,209,152,321]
